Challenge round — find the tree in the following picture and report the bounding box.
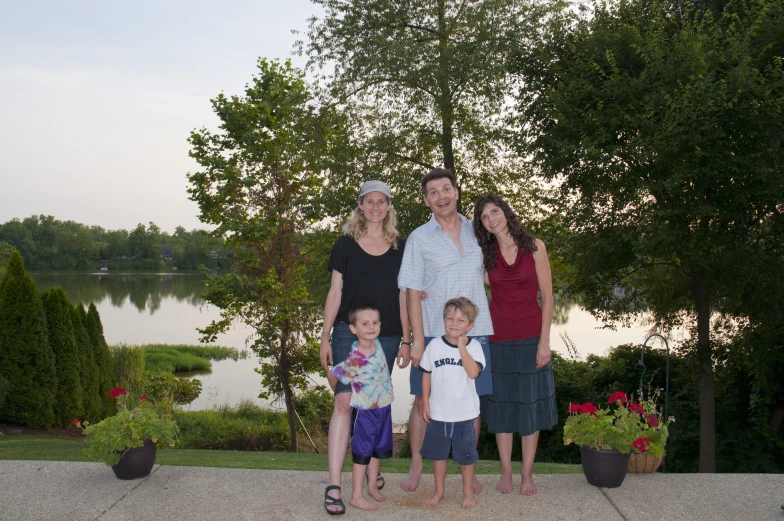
[71,302,100,422]
[301,0,554,232]
[0,251,56,428]
[0,241,14,279]
[515,0,784,471]
[41,287,83,427]
[187,59,331,451]
[85,303,116,418]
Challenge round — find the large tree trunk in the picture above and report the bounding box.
[278,329,298,452]
[692,268,715,472]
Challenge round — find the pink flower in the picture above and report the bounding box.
[633,437,651,452]
[109,387,127,398]
[568,403,581,413]
[140,396,147,402]
[608,392,628,405]
[578,402,597,414]
[646,414,659,426]
[72,418,79,425]
[629,403,645,415]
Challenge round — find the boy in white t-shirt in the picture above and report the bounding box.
[420,297,486,509]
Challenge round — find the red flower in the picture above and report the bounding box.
[632,437,651,452]
[629,403,645,415]
[608,391,628,405]
[140,396,147,402]
[568,403,581,413]
[646,414,659,426]
[72,418,79,425]
[578,402,597,414]
[109,387,127,398]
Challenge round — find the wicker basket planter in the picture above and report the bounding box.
[627,452,663,473]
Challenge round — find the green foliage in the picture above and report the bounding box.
[301,0,555,233]
[41,288,83,427]
[0,241,14,279]
[86,303,117,418]
[0,375,9,411]
[80,390,178,466]
[0,251,56,428]
[292,385,334,441]
[515,0,784,471]
[174,400,290,451]
[141,344,246,373]
[112,344,146,388]
[0,215,228,271]
[137,371,202,406]
[187,59,332,451]
[71,304,100,422]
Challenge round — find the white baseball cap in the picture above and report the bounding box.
[359,180,392,199]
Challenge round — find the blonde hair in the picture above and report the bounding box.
[342,195,400,248]
[443,297,479,324]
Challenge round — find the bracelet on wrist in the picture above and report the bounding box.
[401,341,412,346]
[320,330,330,340]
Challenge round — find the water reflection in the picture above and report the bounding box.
[30,272,204,314]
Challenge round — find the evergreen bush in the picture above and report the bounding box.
[41,287,83,427]
[72,303,100,422]
[0,251,56,428]
[86,303,116,418]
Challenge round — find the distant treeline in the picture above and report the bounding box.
[0,215,231,271]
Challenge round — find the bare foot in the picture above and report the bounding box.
[425,490,444,507]
[462,491,476,509]
[495,470,513,494]
[350,495,379,511]
[472,475,484,494]
[368,488,387,502]
[401,470,421,492]
[520,475,538,496]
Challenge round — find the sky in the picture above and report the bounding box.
[0,0,320,233]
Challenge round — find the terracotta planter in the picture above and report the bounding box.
[580,446,630,488]
[111,438,157,480]
[627,452,663,473]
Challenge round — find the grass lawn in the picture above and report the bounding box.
[0,436,581,475]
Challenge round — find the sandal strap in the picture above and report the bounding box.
[325,485,341,493]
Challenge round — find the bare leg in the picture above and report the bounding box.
[495,432,514,493]
[425,460,447,507]
[461,464,477,508]
[472,416,484,494]
[350,463,379,511]
[366,457,386,502]
[325,393,352,513]
[401,396,425,492]
[520,431,540,496]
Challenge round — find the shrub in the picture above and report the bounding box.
[112,344,146,388]
[0,251,56,428]
[86,303,116,418]
[71,304,100,422]
[41,288,83,427]
[175,400,289,451]
[137,371,201,406]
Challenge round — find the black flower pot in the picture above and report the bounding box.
[111,438,157,480]
[580,446,630,488]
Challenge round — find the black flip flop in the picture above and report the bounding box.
[365,472,385,490]
[324,485,345,516]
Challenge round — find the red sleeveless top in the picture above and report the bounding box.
[488,244,542,342]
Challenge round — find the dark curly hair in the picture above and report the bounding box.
[472,194,537,271]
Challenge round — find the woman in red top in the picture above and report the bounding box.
[473,194,558,496]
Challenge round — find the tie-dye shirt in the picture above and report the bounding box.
[331,340,394,410]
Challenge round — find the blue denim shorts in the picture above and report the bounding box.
[420,418,478,466]
[409,335,492,397]
[331,322,400,395]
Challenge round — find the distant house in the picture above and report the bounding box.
[161,244,173,260]
[209,250,221,259]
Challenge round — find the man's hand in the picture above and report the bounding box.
[423,402,431,424]
[410,337,425,368]
[319,337,333,373]
[397,343,411,369]
[536,338,552,369]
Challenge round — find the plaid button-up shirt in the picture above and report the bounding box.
[398,214,493,338]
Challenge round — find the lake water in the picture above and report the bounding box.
[31,272,670,425]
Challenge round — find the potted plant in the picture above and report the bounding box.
[626,392,672,473]
[74,387,178,480]
[564,391,668,487]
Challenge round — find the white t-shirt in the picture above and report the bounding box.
[420,336,486,422]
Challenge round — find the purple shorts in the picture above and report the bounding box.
[351,405,393,465]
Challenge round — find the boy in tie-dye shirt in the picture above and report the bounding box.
[328,305,394,512]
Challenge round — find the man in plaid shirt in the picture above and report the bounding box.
[398,167,493,494]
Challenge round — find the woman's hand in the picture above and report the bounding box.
[536,338,552,369]
[319,337,333,372]
[397,343,411,368]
